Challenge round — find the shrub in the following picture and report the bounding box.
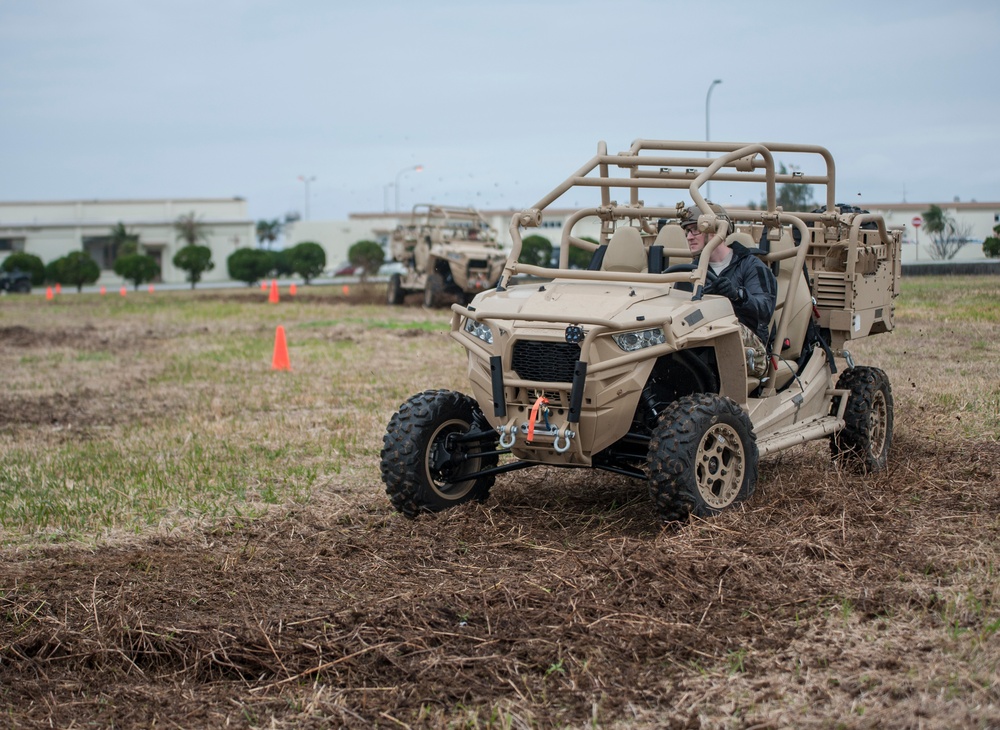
[56,251,102,292]
[114,254,160,290]
[228,248,273,286]
[286,241,326,284]
[983,225,1000,259]
[520,235,552,268]
[348,240,385,280]
[173,245,214,289]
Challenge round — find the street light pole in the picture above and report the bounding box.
[705,79,722,201]
[298,175,316,220]
[394,165,424,212]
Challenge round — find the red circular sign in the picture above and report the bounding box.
[911,216,923,228]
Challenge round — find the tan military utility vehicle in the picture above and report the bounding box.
[385,204,508,307]
[381,140,901,523]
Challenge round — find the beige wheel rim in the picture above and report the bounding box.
[696,423,745,509]
[869,390,888,458]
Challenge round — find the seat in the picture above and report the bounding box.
[600,227,648,273]
[769,229,812,360]
[652,224,690,269]
[725,231,757,249]
[653,223,689,251]
[766,229,815,390]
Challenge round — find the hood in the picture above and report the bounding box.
[469,279,690,326]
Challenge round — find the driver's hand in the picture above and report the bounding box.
[704,277,744,303]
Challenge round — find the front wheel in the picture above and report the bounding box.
[380,390,499,517]
[387,273,404,305]
[647,393,758,523]
[830,366,893,473]
[423,273,444,308]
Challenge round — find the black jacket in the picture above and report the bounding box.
[706,242,777,346]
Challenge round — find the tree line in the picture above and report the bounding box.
[0,214,334,292]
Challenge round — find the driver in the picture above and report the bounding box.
[681,202,777,379]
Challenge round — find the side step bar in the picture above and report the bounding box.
[756,414,844,458]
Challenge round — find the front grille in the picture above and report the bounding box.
[467,258,489,270]
[511,340,580,383]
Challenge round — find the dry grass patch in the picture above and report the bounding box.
[0,276,998,728]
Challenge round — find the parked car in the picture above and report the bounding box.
[0,268,31,294]
[328,261,363,277]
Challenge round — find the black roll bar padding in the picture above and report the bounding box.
[648,245,664,274]
[588,245,607,271]
[490,355,506,418]
[568,361,587,423]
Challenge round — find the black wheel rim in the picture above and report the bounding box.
[424,418,480,499]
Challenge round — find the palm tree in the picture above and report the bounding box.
[109,221,140,258]
[922,205,948,237]
[174,212,212,247]
[256,219,283,249]
[922,205,970,260]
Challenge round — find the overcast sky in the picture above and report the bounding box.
[2,0,998,224]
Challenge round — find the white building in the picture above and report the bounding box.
[0,198,255,285]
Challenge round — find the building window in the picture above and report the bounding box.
[0,237,26,252]
[540,220,563,229]
[83,235,116,269]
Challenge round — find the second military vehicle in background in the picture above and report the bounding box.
[386,205,507,307]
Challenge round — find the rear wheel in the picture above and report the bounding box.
[13,278,30,293]
[387,273,404,305]
[423,272,444,308]
[647,393,758,523]
[831,366,893,472]
[380,389,499,517]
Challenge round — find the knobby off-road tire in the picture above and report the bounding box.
[830,366,893,473]
[380,389,499,517]
[647,393,759,523]
[387,273,405,305]
[423,272,444,308]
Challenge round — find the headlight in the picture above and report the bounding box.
[612,327,665,352]
[464,318,494,344]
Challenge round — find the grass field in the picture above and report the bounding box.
[1,276,998,728]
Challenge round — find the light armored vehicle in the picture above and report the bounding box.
[386,204,508,307]
[381,140,901,522]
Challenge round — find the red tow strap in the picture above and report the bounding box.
[526,395,549,443]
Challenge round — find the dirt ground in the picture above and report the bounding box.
[1,288,999,729]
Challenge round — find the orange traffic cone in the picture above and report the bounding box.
[148,284,155,293]
[100,286,107,295]
[271,325,291,371]
[260,280,268,291]
[45,287,54,300]
[55,283,62,295]
[342,285,350,296]
[289,282,297,296]
[268,279,280,304]
[120,287,127,297]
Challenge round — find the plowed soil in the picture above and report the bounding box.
[1,285,998,729]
